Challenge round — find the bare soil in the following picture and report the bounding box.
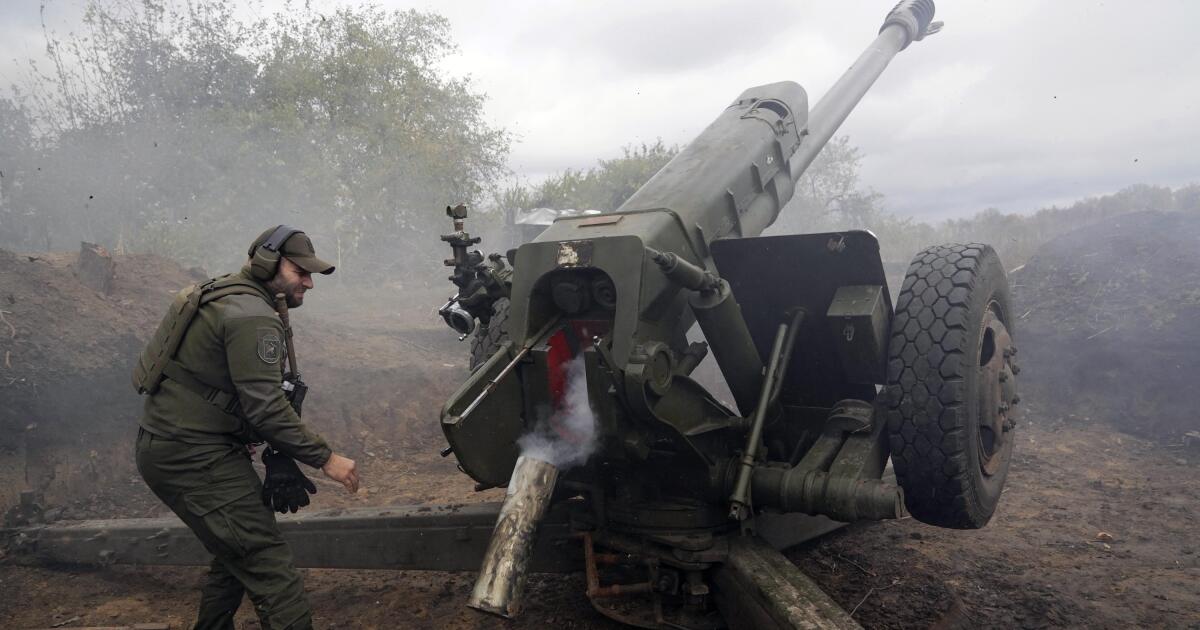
[2,414,1196,629]
[1012,210,1200,441]
[790,405,1200,629]
[2,234,1199,629]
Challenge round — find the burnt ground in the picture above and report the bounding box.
[792,406,1199,629]
[3,214,1200,629]
[2,415,1196,630]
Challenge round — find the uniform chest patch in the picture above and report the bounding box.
[257,329,282,364]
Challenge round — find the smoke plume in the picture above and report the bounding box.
[517,356,597,469]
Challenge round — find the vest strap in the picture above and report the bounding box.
[161,359,241,415]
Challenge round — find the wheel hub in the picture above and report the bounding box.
[977,306,1017,476]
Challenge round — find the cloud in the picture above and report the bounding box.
[502,0,806,76]
[842,0,1200,218]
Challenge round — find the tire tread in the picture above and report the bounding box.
[469,298,511,371]
[887,243,1002,529]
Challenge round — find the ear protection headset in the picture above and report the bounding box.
[249,224,301,281]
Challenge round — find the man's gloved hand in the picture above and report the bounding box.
[282,373,308,416]
[261,448,317,514]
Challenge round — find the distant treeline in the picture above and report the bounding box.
[495,137,1198,269]
[872,183,1200,268]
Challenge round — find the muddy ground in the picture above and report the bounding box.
[2,216,1199,629]
[2,411,1197,629]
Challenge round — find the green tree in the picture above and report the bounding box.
[500,135,888,243]
[769,135,884,234]
[1175,184,1200,214]
[3,0,509,281]
[0,97,35,244]
[251,6,508,273]
[502,141,678,214]
[20,0,257,135]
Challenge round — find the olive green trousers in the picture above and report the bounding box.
[135,429,313,630]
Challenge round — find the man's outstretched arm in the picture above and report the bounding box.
[224,313,357,491]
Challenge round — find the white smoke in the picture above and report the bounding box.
[517,356,597,469]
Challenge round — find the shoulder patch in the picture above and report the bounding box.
[257,328,282,365]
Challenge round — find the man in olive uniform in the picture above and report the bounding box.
[135,226,359,630]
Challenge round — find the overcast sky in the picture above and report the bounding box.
[3,0,1198,221]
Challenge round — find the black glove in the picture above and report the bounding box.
[261,448,317,514]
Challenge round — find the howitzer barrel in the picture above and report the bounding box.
[611,0,938,243]
[790,0,939,182]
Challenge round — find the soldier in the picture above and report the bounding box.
[132,226,359,630]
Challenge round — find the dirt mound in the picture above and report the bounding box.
[0,246,467,516]
[0,249,203,508]
[1012,210,1200,439]
[0,248,203,385]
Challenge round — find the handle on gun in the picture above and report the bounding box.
[274,293,300,379]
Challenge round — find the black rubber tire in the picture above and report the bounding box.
[885,243,1015,529]
[469,298,511,371]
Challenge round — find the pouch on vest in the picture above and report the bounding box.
[131,275,263,395]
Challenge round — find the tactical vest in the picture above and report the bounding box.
[132,274,267,411]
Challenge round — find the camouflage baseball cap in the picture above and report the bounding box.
[248,226,336,275]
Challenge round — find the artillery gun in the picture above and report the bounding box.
[439,0,1018,624]
[6,2,1019,627]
